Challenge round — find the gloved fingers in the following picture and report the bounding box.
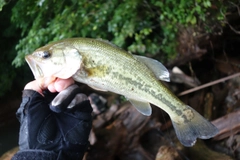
[63,100,93,121]
[42,90,59,103]
[50,84,82,113]
[17,90,52,119]
[67,93,89,109]
[65,120,92,145]
[69,100,93,113]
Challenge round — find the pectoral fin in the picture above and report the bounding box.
[134,55,170,82]
[128,98,152,116]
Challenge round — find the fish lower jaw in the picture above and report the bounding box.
[25,56,44,78]
[35,64,44,78]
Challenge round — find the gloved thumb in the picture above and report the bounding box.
[50,84,84,112]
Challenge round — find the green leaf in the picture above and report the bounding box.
[0,0,6,11]
[190,16,197,24]
[203,0,211,8]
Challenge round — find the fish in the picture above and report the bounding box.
[25,37,218,147]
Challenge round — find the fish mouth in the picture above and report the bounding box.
[25,55,44,79]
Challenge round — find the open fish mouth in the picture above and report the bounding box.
[25,55,44,79]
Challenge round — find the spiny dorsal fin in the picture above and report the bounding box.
[134,55,170,82]
[96,38,120,48]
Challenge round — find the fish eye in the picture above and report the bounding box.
[42,51,51,59]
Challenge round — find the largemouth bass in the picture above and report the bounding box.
[25,38,218,147]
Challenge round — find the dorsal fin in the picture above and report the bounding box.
[134,55,170,82]
[96,38,119,48]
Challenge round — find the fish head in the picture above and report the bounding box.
[25,42,82,79]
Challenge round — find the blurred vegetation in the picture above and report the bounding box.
[0,0,229,97]
[11,0,226,67]
[0,0,5,11]
[0,1,22,97]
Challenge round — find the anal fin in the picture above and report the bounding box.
[128,98,152,116]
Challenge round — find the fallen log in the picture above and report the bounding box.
[212,110,240,141]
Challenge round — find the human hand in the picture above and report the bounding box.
[13,80,92,160]
[24,77,75,94]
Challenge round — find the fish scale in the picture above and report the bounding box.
[71,40,179,115]
[25,37,218,147]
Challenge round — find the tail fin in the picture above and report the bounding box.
[171,105,218,147]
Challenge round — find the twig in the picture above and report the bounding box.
[178,72,240,96]
[229,1,240,17]
[225,21,240,35]
[221,2,240,35]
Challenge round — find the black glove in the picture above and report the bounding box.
[12,84,92,160]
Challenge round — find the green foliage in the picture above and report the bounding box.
[0,0,6,11]
[11,0,226,67]
[152,0,226,57]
